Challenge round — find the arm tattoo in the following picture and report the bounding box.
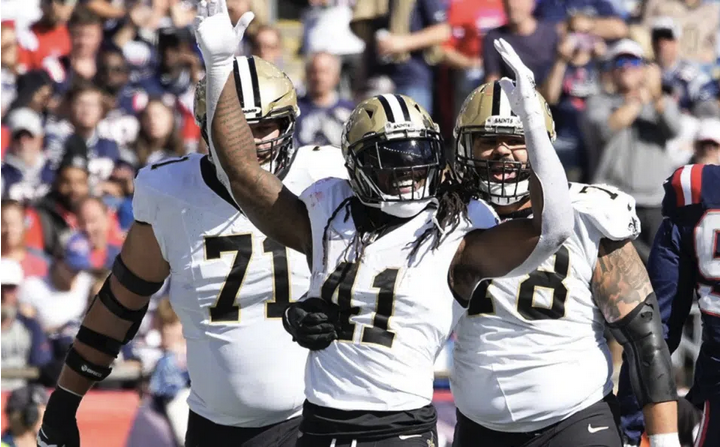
[211,77,256,178]
[209,73,311,254]
[592,238,654,323]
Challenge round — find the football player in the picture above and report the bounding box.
[36,50,349,447]
[194,1,575,445]
[449,81,681,447]
[619,164,720,447]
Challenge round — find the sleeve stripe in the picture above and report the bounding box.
[690,164,703,205]
[671,166,685,207]
[673,164,705,207]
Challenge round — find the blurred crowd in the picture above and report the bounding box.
[2,0,720,445]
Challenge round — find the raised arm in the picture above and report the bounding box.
[37,223,170,447]
[452,39,573,296]
[194,0,312,254]
[592,238,679,444]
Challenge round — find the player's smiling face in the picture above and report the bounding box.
[472,135,528,181]
[250,120,282,165]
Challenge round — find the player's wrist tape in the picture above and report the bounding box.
[64,345,112,381]
[75,326,123,358]
[112,255,164,297]
[648,433,681,447]
[608,293,677,407]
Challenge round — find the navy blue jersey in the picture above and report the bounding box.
[619,164,720,444]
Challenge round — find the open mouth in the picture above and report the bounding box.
[392,177,418,194]
[490,168,517,182]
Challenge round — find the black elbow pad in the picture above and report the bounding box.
[607,293,677,407]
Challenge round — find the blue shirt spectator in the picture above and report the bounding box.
[373,0,449,113]
[1,108,50,202]
[652,17,718,113]
[296,52,354,148]
[483,21,558,85]
[533,0,628,41]
[1,259,53,391]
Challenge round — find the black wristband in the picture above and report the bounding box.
[46,387,82,423]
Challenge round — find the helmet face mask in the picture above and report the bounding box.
[456,131,532,206]
[348,133,444,204]
[193,56,300,177]
[249,111,295,176]
[453,82,555,206]
[342,94,444,216]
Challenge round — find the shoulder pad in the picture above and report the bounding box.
[467,198,500,230]
[570,183,641,241]
[293,145,349,183]
[662,164,720,216]
[132,154,199,224]
[299,177,353,215]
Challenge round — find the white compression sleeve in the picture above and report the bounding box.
[204,61,235,196]
[502,115,574,278]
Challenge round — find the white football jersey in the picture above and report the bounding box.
[451,183,641,432]
[299,179,499,412]
[133,146,347,427]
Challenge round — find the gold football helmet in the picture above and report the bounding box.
[193,56,300,175]
[453,81,556,206]
[341,94,444,217]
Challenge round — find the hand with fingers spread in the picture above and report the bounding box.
[493,38,544,123]
[193,0,254,69]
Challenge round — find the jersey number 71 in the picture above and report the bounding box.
[204,235,290,323]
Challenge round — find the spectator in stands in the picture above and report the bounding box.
[18,232,95,333]
[296,52,354,148]
[483,0,559,84]
[1,200,49,278]
[1,108,49,202]
[16,0,73,74]
[1,259,52,391]
[251,24,283,65]
[652,17,717,113]
[690,118,720,165]
[642,0,719,66]
[98,160,135,232]
[2,23,19,117]
[132,99,186,167]
[25,151,90,256]
[52,6,104,90]
[372,0,450,114]
[76,197,123,271]
[94,45,141,152]
[1,385,49,445]
[533,0,628,41]
[442,0,505,116]
[540,25,606,182]
[148,298,189,445]
[7,70,54,117]
[580,39,681,256]
[140,27,201,106]
[45,82,120,188]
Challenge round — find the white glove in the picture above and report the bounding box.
[648,433,681,447]
[192,0,254,197]
[493,38,543,126]
[193,0,253,70]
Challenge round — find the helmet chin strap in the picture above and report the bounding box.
[361,197,437,219]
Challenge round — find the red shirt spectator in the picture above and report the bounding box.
[17,22,71,74]
[1,199,49,279]
[445,0,506,60]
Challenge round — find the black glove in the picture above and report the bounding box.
[37,387,82,447]
[283,297,340,351]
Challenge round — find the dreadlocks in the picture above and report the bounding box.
[319,169,477,271]
[407,168,476,262]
